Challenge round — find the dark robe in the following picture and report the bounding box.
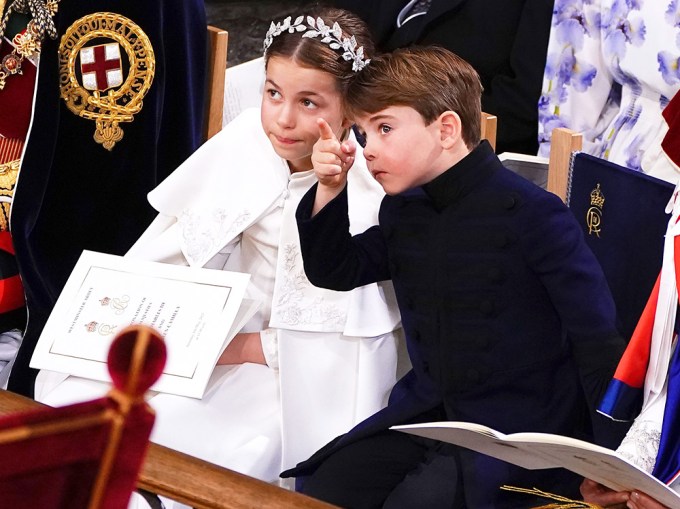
[333,0,554,155]
[8,0,207,396]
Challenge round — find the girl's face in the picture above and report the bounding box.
[261,56,349,173]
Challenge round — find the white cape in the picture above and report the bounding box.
[37,108,405,504]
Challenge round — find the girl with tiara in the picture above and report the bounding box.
[35,6,403,505]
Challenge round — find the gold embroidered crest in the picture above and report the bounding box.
[586,183,605,237]
[58,12,155,150]
[0,159,19,231]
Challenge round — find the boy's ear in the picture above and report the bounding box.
[340,117,353,141]
[438,111,462,149]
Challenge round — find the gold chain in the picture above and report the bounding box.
[0,0,59,90]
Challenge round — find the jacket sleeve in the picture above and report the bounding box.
[296,184,391,291]
[521,191,626,407]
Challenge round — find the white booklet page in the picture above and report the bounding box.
[392,421,680,507]
[31,250,258,398]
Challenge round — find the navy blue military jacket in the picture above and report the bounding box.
[285,142,626,486]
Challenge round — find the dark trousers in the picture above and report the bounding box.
[300,430,582,509]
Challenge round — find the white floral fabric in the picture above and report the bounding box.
[538,0,680,182]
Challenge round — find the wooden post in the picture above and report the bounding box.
[547,128,583,203]
[480,111,497,152]
[204,26,229,141]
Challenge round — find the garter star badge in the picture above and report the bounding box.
[58,13,155,150]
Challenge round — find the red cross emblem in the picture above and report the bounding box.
[79,43,123,92]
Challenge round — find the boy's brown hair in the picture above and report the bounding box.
[346,46,483,149]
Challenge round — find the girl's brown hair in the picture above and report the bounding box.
[264,7,375,95]
[346,46,483,149]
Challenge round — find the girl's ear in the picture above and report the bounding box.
[438,111,462,150]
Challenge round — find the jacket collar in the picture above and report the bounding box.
[422,140,499,211]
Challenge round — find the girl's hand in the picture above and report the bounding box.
[311,118,355,216]
[217,332,265,365]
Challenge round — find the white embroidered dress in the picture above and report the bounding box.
[35,108,403,501]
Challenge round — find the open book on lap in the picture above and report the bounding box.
[392,421,680,508]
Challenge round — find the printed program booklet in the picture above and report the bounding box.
[392,421,680,507]
[31,250,259,398]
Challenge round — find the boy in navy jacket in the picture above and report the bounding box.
[283,47,626,508]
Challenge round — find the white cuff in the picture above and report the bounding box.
[260,328,279,370]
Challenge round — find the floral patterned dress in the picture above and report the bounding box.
[538,0,680,183]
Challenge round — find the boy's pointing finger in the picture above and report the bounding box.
[317,118,337,141]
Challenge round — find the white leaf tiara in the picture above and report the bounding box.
[263,15,370,72]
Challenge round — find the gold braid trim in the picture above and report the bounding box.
[0,158,18,231]
[500,486,603,509]
[0,158,19,191]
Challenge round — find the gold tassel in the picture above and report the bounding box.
[500,486,604,509]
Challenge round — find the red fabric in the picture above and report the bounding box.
[0,273,25,313]
[0,232,25,313]
[0,327,166,508]
[662,93,680,168]
[108,326,167,395]
[612,233,680,387]
[0,398,155,508]
[0,137,23,165]
[0,231,15,256]
[0,38,36,140]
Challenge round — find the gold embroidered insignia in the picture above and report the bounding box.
[586,183,605,237]
[58,12,155,150]
[0,158,19,231]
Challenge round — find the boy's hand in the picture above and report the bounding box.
[580,479,629,507]
[311,118,356,216]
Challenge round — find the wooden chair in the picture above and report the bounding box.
[0,325,166,509]
[0,346,336,509]
[546,127,583,201]
[547,130,675,345]
[0,387,337,508]
[480,111,497,151]
[204,25,229,141]
[544,128,677,451]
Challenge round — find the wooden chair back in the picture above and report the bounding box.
[480,111,497,151]
[204,25,229,141]
[546,127,583,201]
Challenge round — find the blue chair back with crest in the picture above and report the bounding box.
[567,152,675,343]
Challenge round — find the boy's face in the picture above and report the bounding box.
[261,56,348,173]
[355,106,445,195]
